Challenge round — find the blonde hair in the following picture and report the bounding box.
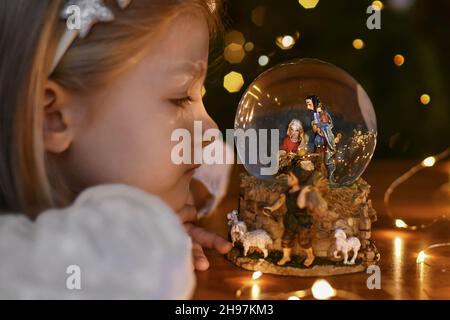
[0,0,223,217]
[287,119,303,135]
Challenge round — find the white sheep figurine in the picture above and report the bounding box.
[227,210,273,258]
[333,228,361,265]
[241,229,273,258]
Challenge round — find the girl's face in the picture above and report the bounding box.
[58,12,216,211]
[288,125,300,141]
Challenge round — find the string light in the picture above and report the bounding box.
[422,156,436,167]
[311,279,335,300]
[394,54,405,66]
[384,147,450,230]
[276,35,297,50]
[384,147,450,274]
[252,271,262,280]
[420,94,431,105]
[234,273,362,300]
[395,219,409,229]
[353,39,365,50]
[416,243,450,267]
[258,55,269,66]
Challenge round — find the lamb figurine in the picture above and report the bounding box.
[241,229,273,258]
[333,228,361,265]
[227,210,273,258]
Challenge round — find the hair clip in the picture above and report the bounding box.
[49,0,132,75]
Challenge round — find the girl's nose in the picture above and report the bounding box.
[198,104,219,148]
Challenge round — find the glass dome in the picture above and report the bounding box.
[234,58,377,186]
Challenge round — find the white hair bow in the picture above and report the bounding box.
[49,0,132,75]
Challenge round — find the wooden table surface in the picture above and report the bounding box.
[194,160,450,300]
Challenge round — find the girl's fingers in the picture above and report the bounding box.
[185,223,232,254]
[192,241,210,271]
[177,204,197,224]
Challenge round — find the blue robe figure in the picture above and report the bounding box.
[304,95,319,153]
[305,95,337,183]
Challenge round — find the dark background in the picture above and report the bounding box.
[203,0,450,159]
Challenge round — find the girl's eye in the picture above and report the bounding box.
[171,96,193,107]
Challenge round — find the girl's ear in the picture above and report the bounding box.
[42,80,76,154]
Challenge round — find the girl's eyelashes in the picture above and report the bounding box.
[170,96,193,107]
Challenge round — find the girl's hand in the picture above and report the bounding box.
[177,202,232,271]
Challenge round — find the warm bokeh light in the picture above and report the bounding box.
[288,296,300,300]
[225,30,245,46]
[311,279,335,300]
[394,54,405,66]
[276,35,296,50]
[416,251,426,263]
[244,42,254,52]
[223,71,244,93]
[224,43,245,64]
[298,0,319,9]
[251,284,260,299]
[353,39,364,49]
[420,94,431,105]
[395,219,408,228]
[252,271,262,280]
[251,6,266,27]
[422,156,436,167]
[394,236,403,258]
[258,55,269,66]
[372,1,384,11]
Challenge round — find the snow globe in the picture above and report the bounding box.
[227,59,380,276]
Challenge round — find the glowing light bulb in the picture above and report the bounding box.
[311,279,335,300]
[252,270,262,280]
[395,219,408,228]
[422,156,436,167]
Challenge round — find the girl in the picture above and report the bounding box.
[0,0,232,299]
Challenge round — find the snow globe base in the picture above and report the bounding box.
[226,168,380,277]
